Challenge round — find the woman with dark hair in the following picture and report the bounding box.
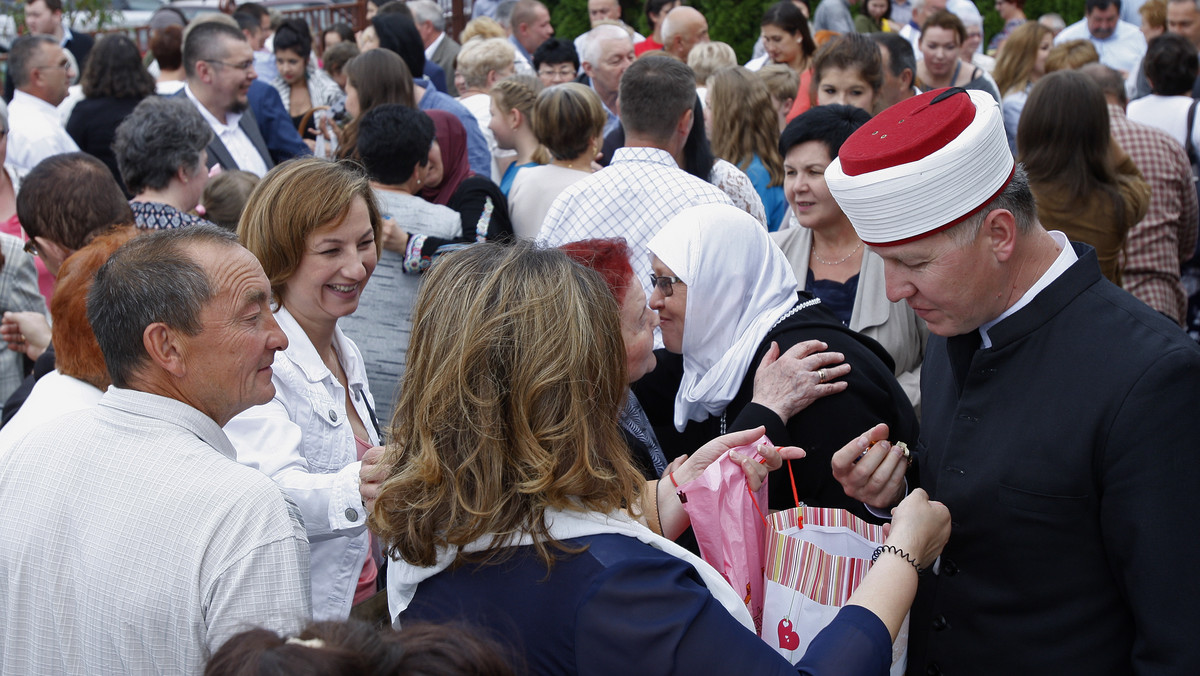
[113,97,214,230]
[66,34,156,196]
[206,619,517,676]
[335,49,417,160]
[761,1,818,121]
[855,0,895,33]
[810,32,883,114]
[1019,70,1149,285]
[273,18,344,142]
[915,10,1000,101]
[771,105,926,409]
[373,239,950,674]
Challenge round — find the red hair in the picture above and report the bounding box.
[558,238,634,304]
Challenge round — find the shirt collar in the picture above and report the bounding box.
[99,386,239,460]
[11,88,60,115]
[978,230,1077,347]
[184,84,241,130]
[272,305,367,391]
[424,31,445,60]
[610,146,678,168]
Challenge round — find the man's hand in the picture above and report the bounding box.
[751,340,850,421]
[1,311,50,360]
[831,423,909,510]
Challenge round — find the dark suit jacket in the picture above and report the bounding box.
[173,88,274,174]
[910,244,1200,675]
[246,79,310,164]
[430,35,461,97]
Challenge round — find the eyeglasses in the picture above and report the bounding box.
[538,65,576,79]
[23,239,38,257]
[648,273,684,297]
[35,60,71,73]
[203,59,255,72]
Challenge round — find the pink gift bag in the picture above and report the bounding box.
[677,435,770,634]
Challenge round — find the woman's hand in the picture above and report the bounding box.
[359,445,388,514]
[882,488,951,569]
[380,217,410,254]
[1,311,50,360]
[673,426,805,491]
[751,340,850,422]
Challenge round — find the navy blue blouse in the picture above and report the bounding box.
[403,533,892,675]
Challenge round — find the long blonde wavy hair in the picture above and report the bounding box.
[708,66,785,187]
[370,242,643,568]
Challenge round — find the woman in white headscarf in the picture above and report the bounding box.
[635,203,919,521]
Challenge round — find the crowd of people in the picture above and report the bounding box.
[0,0,1198,674]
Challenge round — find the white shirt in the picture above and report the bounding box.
[0,387,311,675]
[7,89,80,173]
[424,31,445,60]
[1126,94,1200,152]
[184,85,269,177]
[224,306,380,621]
[1054,19,1146,75]
[536,146,734,304]
[508,163,592,239]
[0,371,102,455]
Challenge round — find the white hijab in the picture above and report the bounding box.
[647,204,799,432]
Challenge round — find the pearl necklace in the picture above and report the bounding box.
[812,241,863,265]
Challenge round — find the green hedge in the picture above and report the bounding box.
[544,0,1090,63]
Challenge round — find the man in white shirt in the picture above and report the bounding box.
[537,55,732,301]
[1055,0,1147,75]
[0,225,311,674]
[181,21,273,177]
[6,35,78,173]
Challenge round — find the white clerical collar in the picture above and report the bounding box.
[979,230,1077,348]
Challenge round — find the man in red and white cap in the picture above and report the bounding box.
[825,87,1200,675]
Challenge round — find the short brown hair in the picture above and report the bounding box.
[17,153,133,250]
[237,158,383,302]
[531,83,607,161]
[920,10,966,45]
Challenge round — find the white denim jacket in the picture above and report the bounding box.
[225,306,381,621]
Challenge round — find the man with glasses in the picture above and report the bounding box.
[6,35,78,173]
[180,21,273,177]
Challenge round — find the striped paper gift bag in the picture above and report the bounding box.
[761,506,908,675]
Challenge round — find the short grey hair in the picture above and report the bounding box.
[945,165,1037,246]
[9,35,57,88]
[408,0,445,31]
[87,226,239,389]
[113,97,213,196]
[581,23,632,65]
[495,0,517,30]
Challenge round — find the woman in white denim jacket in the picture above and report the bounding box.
[225,158,384,621]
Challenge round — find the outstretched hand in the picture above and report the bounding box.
[674,426,805,492]
[831,423,909,510]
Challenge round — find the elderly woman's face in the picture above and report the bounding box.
[620,278,659,383]
[648,256,686,354]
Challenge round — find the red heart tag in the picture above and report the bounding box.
[777,618,800,650]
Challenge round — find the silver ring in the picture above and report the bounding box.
[817,368,826,383]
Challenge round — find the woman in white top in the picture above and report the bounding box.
[225,157,384,621]
[508,83,608,239]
